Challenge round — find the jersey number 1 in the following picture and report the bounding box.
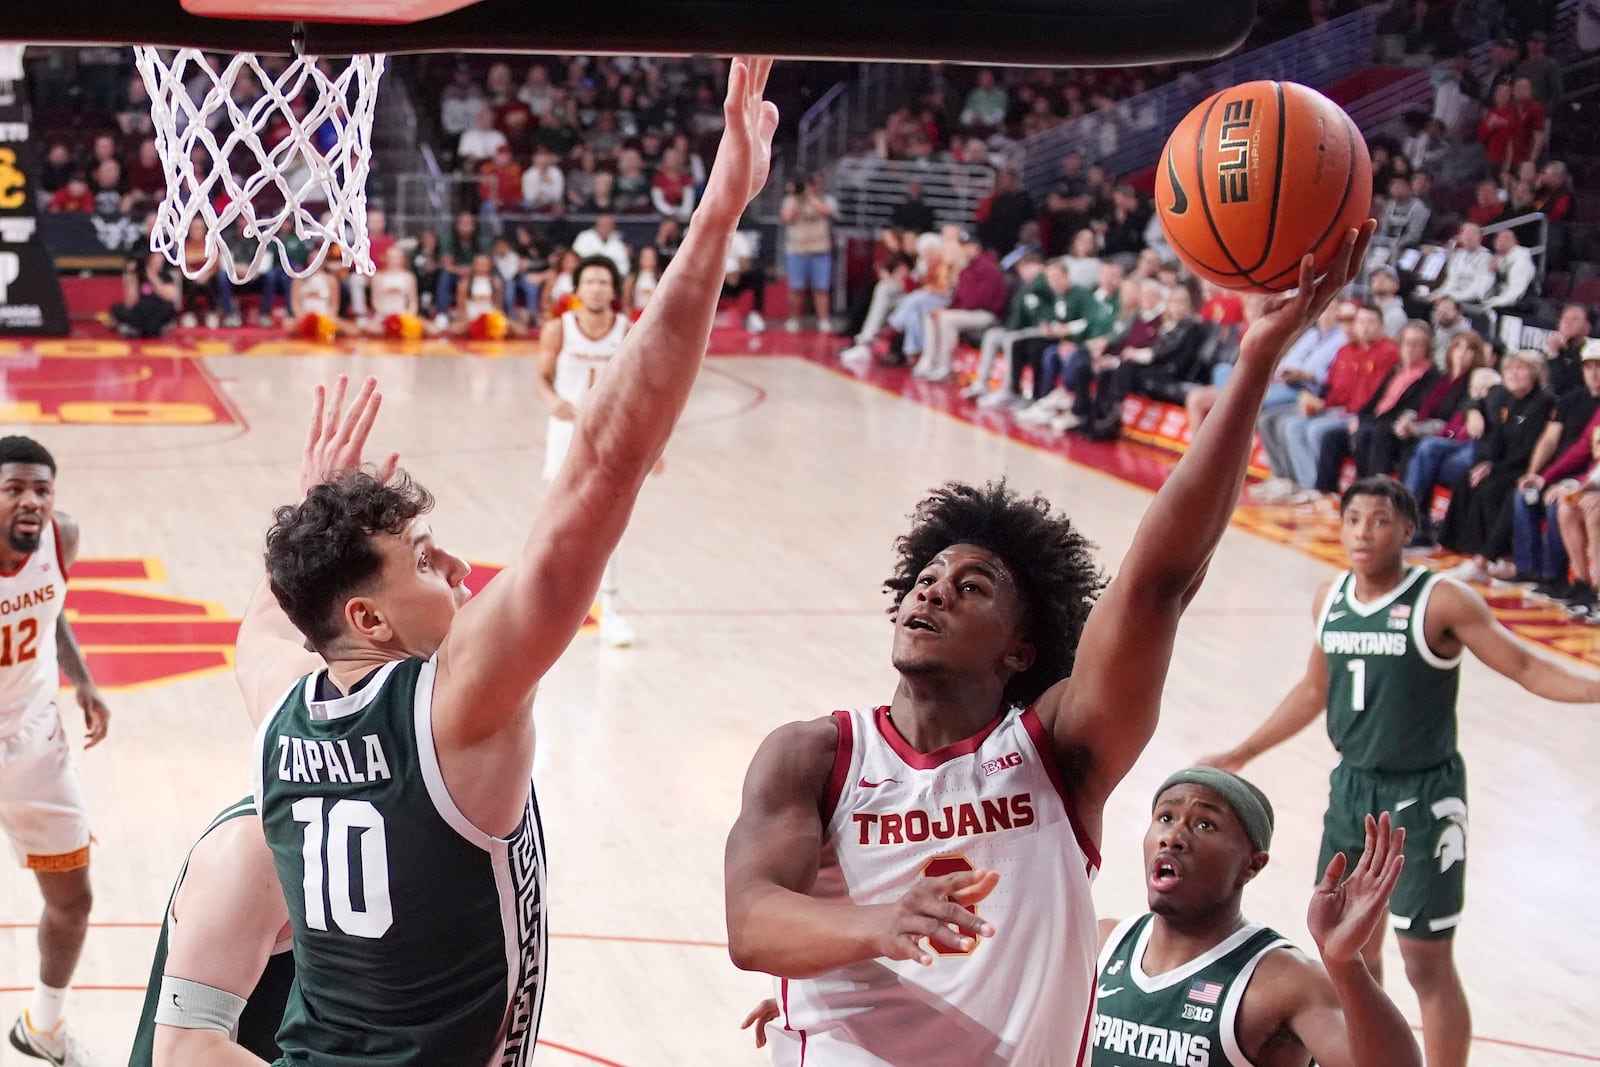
[1346,659,1366,712]
[291,797,393,938]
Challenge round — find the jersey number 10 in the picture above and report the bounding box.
[291,797,394,938]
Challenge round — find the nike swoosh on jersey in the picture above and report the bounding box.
[1096,986,1124,998]
[1394,797,1419,812]
[859,776,899,789]
[1328,611,1348,621]
[1165,151,1190,216]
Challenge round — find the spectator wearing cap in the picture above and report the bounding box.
[1440,348,1557,584]
[915,233,1008,382]
[1517,31,1563,104]
[1511,344,1600,587]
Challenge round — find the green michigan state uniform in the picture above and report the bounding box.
[254,657,547,1067]
[1317,565,1467,940]
[1091,914,1289,1066]
[128,797,295,1067]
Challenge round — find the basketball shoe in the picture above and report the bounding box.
[599,606,636,648]
[9,1011,101,1067]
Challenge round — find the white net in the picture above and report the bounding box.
[133,47,386,283]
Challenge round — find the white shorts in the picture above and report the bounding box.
[0,705,92,870]
[543,416,574,483]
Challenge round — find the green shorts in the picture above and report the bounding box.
[1319,754,1467,941]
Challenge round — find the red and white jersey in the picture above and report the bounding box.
[298,273,335,317]
[463,275,498,321]
[371,271,414,317]
[0,522,66,738]
[768,705,1101,1067]
[551,310,628,407]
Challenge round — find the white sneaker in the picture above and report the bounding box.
[1015,402,1058,425]
[600,611,635,648]
[839,344,871,366]
[10,1012,101,1067]
[1038,388,1074,412]
[1246,477,1296,503]
[178,312,197,329]
[1050,412,1082,433]
[745,311,766,332]
[784,318,801,332]
[976,390,1022,409]
[203,311,221,329]
[221,313,243,328]
[960,382,989,400]
[1443,559,1490,584]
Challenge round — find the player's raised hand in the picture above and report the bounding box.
[1240,220,1376,371]
[875,868,1000,966]
[1308,811,1405,966]
[299,374,401,497]
[697,57,779,228]
[740,998,781,1049]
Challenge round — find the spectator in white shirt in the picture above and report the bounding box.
[517,63,557,118]
[520,145,565,214]
[1482,229,1537,311]
[572,212,632,277]
[457,106,507,169]
[1430,223,1497,305]
[439,67,484,140]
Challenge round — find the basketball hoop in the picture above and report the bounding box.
[133,46,385,283]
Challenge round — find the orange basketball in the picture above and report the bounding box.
[1155,81,1371,294]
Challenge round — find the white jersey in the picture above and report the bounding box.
[551,310,628,407]
[371,271,413,317]
[768,705,1101,1067]
[463,275,498,320]
[0,522,66,739]
[298,273,335,317]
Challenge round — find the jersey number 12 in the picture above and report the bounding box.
[291,797,393,938]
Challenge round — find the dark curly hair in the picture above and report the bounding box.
[1340,475,1419,527]
[884,480,1105,708]
[265,468,435,652]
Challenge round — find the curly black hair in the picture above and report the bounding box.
[884,480,1105,708]
[0,436,56,474]
[1340,475,1419,527]
[265,468,435,652]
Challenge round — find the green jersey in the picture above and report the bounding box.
[1091,914,1289,1067]
[1318,566,1462,772]
[254,657,547,1067]
[128,798,295,1067]
[1066,284,1123,341]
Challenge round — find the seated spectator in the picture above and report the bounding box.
[613,149,653,215]
[1465,179,1505,227]
[478,144,524,209]
[1365,331,1491,488]
[177,217,239,328]
[1429,297,1474,366]
[1534,160,1575,268]
[1543,304,1594,398]
[975,169,1034,256]
[540,246,579,319]
[1023,259,1126,423]
[1512,346,1600,589]
[975,258,1079,408]
[1404,361,1499,545]
[37,143,73,196]
[450,253,527,339]
[874,226,964,367]
[1404,119,1448,173]
[1374,176,1431,254]
[651,147,696,224]
[721,227,769,333]
[564,146,602,212]
[622,245,661,318]
[959,69,1007,133]
[116,74,155,139]
[85,159,127,215]
[1422,222,1495,309]
[571,212,631,276]
[1061,228,1101,289]
[124,139,164,211]
[960,253,1045,399]
[47,172,93,213]
[1497,179,1543,246]
[1198,280,1245,327]
[1368,265,1407,339]
[457,105,508,170]
[288,264,354,341]
[361,244,430,338]
[1440,349,1556,582]
[890,180,937,235]
[915,234,1008,382]
[1277,305,1400,503]
[521,145,565,214]
[1240,302,1354,499]
[1100,185,1150,266]
[410,228,444,317]
[107,248,179,338]
[436,210,491,314]
[1064,282,1207,439]
[652,216,683,266]
[1552,427,1600,616]
[1315,321,1441,492]
[1479,228,1537,318]
[517,63,557,119]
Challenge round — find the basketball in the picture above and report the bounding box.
[1155,80,1371,294]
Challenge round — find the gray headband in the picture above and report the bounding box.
[1153,767,1274,852]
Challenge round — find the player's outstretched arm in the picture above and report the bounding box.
[1201,580,1335,772]
[152,817,287,1067]
[234,376,396,726]
[1251,814,1420,1067]
[1433,578,1600,701]
[430,58,778,740]
[724,719,997,977]
[1037,224,1374,835]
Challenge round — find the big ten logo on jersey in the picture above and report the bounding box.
[982,751,1022,776]
[851,794,1034,846]
[1217,99,1256,205]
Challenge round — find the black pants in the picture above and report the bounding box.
[721,268,767,310]
[110,296,177,338]
[1008,337,1055,397]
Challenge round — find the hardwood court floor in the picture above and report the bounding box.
[1,338,1597,1066]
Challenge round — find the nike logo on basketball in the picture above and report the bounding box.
[1165,152,1189,216]
[859,776,899,789]
[1096,986,1124,999]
